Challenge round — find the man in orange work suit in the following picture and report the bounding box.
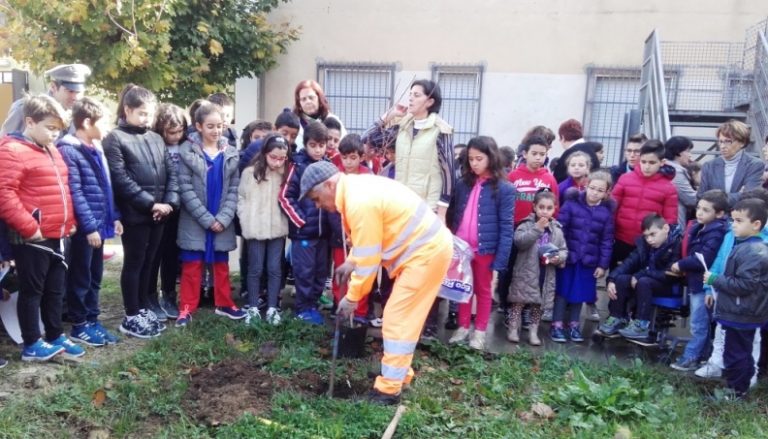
[300,161,452,405]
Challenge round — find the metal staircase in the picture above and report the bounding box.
[634,19,768,161]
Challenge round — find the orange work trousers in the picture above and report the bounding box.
[374,230,453,395]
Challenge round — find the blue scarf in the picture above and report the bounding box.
[204,151,225,263]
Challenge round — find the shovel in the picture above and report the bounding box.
[327,315,342,398]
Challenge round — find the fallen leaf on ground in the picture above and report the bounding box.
[449,377,464,385]
[518,411,535,422]
[531,402,555,419]
[87,429,110,439]
[92,388,107,408]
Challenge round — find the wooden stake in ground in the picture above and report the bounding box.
[381,404,407,439]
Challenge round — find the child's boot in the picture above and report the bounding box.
[507,320,520,343]
[529,324,541,346]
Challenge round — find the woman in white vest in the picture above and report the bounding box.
[292,79,346,151]
[362,79,455,223]
[362,79,455,340]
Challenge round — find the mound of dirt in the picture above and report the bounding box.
[183,359,289,425]
[183,358,373,425]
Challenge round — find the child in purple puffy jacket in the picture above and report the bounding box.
[552,170,614,342]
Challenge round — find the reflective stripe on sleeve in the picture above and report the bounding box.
[382,202,428,260]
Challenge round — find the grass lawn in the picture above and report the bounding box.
[0,265,767,438]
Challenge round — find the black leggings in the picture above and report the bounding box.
[121,222,165,316]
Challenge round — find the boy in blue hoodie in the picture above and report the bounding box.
[669,190,729,370]
[704,198,768,398]
[278,121,330,324]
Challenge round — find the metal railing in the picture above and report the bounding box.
[638,30,671,141]
[752,30,768,148]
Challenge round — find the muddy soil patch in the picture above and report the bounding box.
[183,358,373,425]
[182,358,288,425]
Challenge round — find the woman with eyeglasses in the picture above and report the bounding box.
[698,120,764,206]
[238,134,291,325]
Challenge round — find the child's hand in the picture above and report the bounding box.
[210,221,224,233]
[703,270,712,284]
[670,262,680,273]
[705,295,715,308]
[607,282,617,300]
[86,231,102,248]
[27,229,43,242]
[535,216,549,231]
[631,276,638,289]
[593,267,605,278]
[114,220,124,236]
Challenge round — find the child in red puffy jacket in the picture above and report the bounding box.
[611,140,678,266]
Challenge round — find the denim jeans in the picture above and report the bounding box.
[247,238,285,309]
[681,292,711,362]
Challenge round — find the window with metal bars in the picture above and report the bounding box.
[431,64,484,145]
[316,62,396,134]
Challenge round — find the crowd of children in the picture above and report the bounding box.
[1,78,768,401]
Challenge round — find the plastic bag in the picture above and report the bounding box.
[438,236,474,303]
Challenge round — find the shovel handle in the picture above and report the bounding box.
[328,316,341,398]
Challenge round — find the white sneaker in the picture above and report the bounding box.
[469,330,486,350]
[368,317,383,328]
[245,306,261,325]
[587,304,601,322]
[695,362,722,379]
[266,307,281,326]
[448,327,470,344]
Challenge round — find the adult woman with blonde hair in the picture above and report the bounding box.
[698,119,763,206]
[292,79,346,151]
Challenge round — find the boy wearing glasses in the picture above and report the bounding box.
[610,133,648,188]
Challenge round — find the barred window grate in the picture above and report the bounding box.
[432,64,484,145]
[317,63,396,134]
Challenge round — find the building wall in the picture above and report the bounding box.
[247,0,765,157]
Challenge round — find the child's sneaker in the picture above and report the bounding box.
[296,309,324,325]
[159,294,180,319]
[550,326,567,343]
[49,334,86,358]
[71,322,106,347]
[244,306,261,325]
[448,327,470,344]
[353,316,369,326]
[215,306,247,320]
[598,316,627,335]
[318,294,334,310]
[140,309,166,332]
[695,362,723,379]
[266,307,281,326]
[468,330,486,350]
[176,311,192,328]
[444,311,459,330]
[619,319,650,340]
[0,357,7,368]
[671,357,699,371]
[368,317,383,328]
[120,315,160,339]
[568,327,584,342]
[587,304,601,321]
[21,339,64,362]
[91,321,120,344]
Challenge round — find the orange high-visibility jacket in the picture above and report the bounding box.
[334,174,452,302]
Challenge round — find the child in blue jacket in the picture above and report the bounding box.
[58,97,122,347]
[669,190,728,370]
[278,121,330,324]
[447,136,515,351]
[552,170,614,343]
